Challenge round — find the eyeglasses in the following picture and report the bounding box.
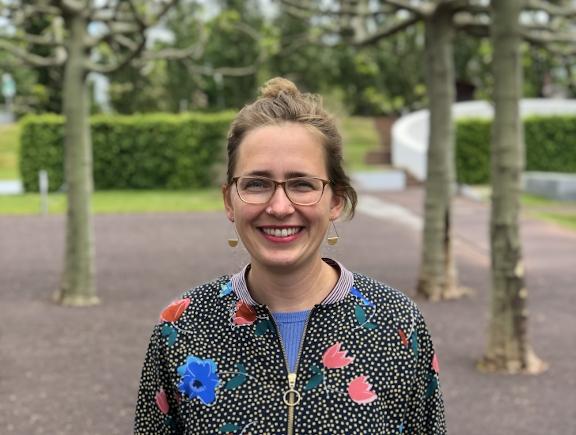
[231,176,331,206]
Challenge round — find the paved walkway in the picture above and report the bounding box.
[1,188,575,434]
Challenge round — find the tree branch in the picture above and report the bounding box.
[525,0,576,17]
[85,35,146,74]
[60,0,85,14]
[0,38,66,67]
[522,28,576,44]
[6,32,64,47]
[279,0,392,17]
[355,14,421,46]
[379,0,433,17]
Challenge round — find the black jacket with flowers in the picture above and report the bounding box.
[134,268,446,434]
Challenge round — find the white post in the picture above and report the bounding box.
[39,170,49,215]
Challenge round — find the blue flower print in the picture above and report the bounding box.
[177,355,220,405]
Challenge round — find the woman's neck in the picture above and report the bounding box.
[247,258,339,312]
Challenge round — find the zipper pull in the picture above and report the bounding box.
[283,373,301,406]
[288,373,296,389]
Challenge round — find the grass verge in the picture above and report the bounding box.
[521,194,576,231]
[0,189,224,215]
[340,117,381,170]
[0,123,21,179]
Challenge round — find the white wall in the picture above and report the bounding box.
[392,99,576,181]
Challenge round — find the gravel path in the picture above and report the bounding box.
[1,189,575,434]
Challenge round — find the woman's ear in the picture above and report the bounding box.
[329,193,345,221]
[222,185,235,222]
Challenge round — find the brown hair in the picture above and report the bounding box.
[226,77,357,218]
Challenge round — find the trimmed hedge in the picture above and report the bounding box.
[456,115,576,184]
[20,112,235,192]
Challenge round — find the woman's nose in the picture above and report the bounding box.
[266,185,295,216]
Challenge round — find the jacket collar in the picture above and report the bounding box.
[230,258,353,307]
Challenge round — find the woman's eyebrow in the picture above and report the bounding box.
[244,170,313,178]
[244,170,273,177]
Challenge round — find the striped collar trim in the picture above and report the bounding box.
[230,258,354,307]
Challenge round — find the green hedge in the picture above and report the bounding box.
[456,115,576,184]
[19,112,235,192]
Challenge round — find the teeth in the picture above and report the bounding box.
[262,227,300,237]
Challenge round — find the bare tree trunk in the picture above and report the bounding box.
[417,4,463,301]
[54,11,99,306]
[478,0,545,374]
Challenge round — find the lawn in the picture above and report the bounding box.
[340,116,381,170]
[521,193,576,230]
[0,123,21,179]
[0,189,224,215]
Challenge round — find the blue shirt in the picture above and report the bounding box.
[272,310,310,372]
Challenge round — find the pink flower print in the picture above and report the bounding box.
[233,300,257,326]
[432,353,440,374]
[155,388,169,415]
[322,342,355,369]
[160,298,191,323]
[347,375,377,404]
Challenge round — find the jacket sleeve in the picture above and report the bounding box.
[134,325,182,435]
[403,312,447,434]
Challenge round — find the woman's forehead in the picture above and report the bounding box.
[235,124,328,176]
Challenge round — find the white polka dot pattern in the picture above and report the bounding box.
[134,272,446,434]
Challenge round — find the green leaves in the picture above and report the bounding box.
[456,116,576,185]
[20,113,234,192]
[354,305,366,324]
[304,365,324,391]
[354,305,378,330]
[425,373,438,398]
[224,363,247,390]
[410,330,419,358]
[161,323,178,347]
[255,319,273,336]
[219,423,242,433]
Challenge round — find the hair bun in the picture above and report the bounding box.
[260,77,300,99]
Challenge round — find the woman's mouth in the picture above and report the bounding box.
[259,226,303,242]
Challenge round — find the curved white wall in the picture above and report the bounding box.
[392,99,576,181]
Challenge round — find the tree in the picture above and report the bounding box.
[416,1,461,301]
[477,0,545,373]
[476,0,576,373]
[129,0,271,113]
[0,0,176,305]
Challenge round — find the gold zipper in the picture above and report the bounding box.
[269,308,315,435]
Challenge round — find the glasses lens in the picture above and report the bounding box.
[285,177,324,205]
[235,176,326,205]
[237,177,274,204]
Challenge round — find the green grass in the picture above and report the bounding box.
[340,117,381,170]
[0,123,21,179]
[521,193,576,231]
[0,189,224,215]
[535,212,576,230]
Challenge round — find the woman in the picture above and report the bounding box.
[135,78,446,434]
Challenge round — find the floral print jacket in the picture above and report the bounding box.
[134,266,446,434]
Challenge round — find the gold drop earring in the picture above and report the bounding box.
[326,220,339,246]
[228,222,239,248]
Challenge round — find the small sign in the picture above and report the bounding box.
[2,73,16,99]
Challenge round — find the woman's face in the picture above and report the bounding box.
[224,123,344,272]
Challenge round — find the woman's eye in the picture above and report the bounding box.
[289,179,316,191]
[243,179,270,190]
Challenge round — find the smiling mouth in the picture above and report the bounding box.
[260,227,303,238]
